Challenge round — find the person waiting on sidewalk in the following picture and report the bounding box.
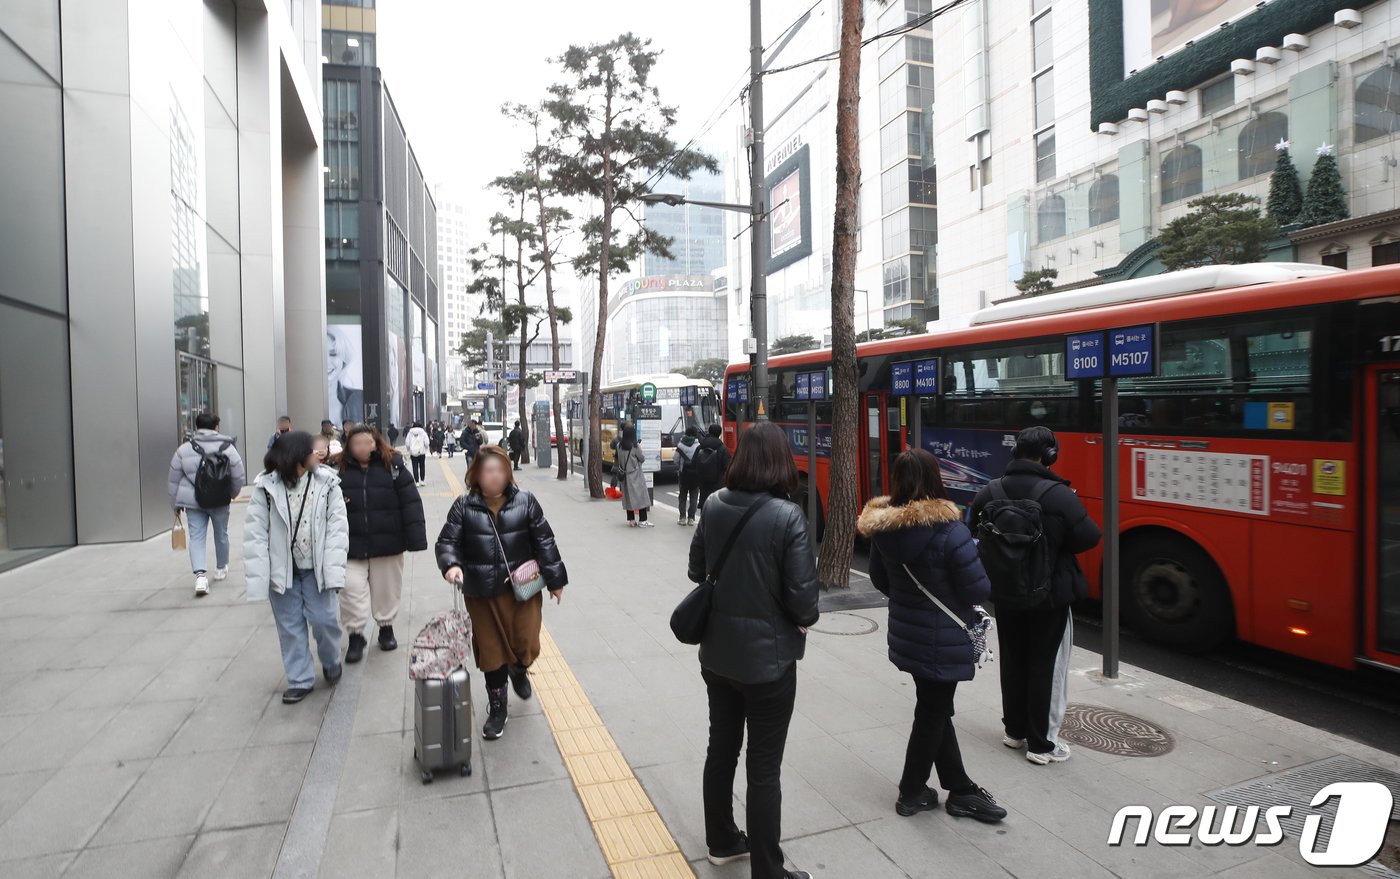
[338,425,427,663]
[616,427,651,527]
[970,426,1101,765]
[675,425,701,525]
[436,445,567,740]
[168,412,246,597]
[687,421,821,879]
[404,421,430,485]
[267,415,292,450]
[244,431,349,704]
[507,420,526,470]
[693,423,731,517]
[430,422,445,458]
[858,449,1007,823]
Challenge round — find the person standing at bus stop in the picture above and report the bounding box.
[693,424,731,518]
[616,427,652,527]
[970,426,1101,765]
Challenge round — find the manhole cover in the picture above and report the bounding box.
[808,612,879,636]
[1209,755,1400,878]
[1059,703,1174,757]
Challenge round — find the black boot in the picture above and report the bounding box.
[378,625,397,651]
[508,664,533,700]
[483,686,509,740]
[945,785,1007,823]
[345,632,367,664]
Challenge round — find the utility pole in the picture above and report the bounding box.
[486,329,495,422]
[748,0,770,418]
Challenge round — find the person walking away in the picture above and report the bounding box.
[970,426,1101,765]
[436,446,567,740]
[267,415,292,450]
[693,424,731,517]
[675,425,701,525]
[430,422,445,457]
[616,429,651,527]
[244,431,349,704]
[687,421,820,879]
[508,420,526,470]
[404,422,430,486]
[444,428,458,458]
[320,420,343,459]
[858,449,1007,822]
[338,425,427,662]
[168,412,246,597]
[387,423,400,447]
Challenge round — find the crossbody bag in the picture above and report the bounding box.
[900,563,995,668]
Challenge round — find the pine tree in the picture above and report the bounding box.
[1299,146,1349,227]
[1266,144,1303,225]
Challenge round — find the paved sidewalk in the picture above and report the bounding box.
[0,455,1396,878]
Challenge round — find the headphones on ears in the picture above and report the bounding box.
[1043,433,1059,466]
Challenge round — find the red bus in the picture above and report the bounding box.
[722,263,1400,673]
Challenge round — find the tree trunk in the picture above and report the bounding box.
[514,208,531,465]
[587,203,611,498]
[816,0,864,590]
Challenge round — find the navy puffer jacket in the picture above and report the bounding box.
[858,496,991,682]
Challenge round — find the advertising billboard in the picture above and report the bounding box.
[1122,0,1262,75]
[764,144,812,274]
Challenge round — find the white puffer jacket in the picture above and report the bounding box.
[243,466,349,600]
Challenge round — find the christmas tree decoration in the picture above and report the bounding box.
[1267,141,1303,225]
[1299,148,1349,227]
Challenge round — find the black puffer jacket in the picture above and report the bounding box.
[858,496,990,682]
[339,452,427,559]
[435,485,567,598]
[969,460,1102,607]
[687,488,820,684]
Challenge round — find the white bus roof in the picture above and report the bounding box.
[969,263,1343,326]
[602,373,713,391]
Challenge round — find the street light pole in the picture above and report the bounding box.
[748,0,770,419]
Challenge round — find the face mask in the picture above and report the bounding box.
[1030,402,1047,420]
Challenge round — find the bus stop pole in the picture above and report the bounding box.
[807,401,818,540]
[1102,376,1120,679]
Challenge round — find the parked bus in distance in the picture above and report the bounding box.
[723,263,1400,673]
[572,374,722,474]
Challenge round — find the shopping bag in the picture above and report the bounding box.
[171,514,187,551]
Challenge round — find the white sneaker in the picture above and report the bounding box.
[194,575,209,597]
[639,521,655,528]
[213,566,228,581]
[1002,734,1026,749]
[1026,743,1071,765]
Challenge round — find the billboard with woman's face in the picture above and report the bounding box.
[326,320,364,425]
[1123,0,1260,74]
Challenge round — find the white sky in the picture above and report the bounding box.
[375,1,754,243]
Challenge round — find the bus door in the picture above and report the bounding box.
[861,393,904,502]
[1364,368,1400,669]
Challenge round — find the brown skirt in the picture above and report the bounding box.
[464,591,543,672]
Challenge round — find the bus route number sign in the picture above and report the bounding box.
[1109,324,1157,377]
[1065,332,1106,380]
[679,386,697,406]
[891,362,913,396]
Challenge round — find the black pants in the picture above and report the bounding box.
[410,454,426,482]
[900,677,975,798]
[997,602,1070,754]
[509,450,521,470]
[703,666,797,879]
[697,481,720,517]
[625,507,649,523]
[678,477,700,519]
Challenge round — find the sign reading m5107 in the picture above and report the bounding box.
[1108,324,1157,377]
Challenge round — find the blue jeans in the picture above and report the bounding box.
[184,506,230,574]
[269,569,342,689]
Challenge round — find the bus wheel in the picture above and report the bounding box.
[1120,533,1234,653]
[795,478,825,542]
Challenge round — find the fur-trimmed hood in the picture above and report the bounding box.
[857,496,962,537]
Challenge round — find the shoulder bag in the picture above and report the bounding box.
[670,495,771,645]
[487,505,546,602]
[900,562,995,668]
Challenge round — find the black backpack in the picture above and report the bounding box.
[975,479,1057,611]
[693,445,723,483]
[191,439,235,508]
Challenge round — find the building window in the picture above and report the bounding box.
[1033,70,1055,128]
[1088,174,1120,226]
[909,158,937,205]
[907,64,935,112]
[1356,65,1400,143]
[1238,112,1288,180]
[1321,251,1348,269]
[1161,145,1203,204]
[1035,129,1056,182]
[325,203,360,260]
[322,30,375,66]
[1032,10,1052,71]
[1200,77,1234,115]
[1374,242,1400,266]
[1037,194,1066,242]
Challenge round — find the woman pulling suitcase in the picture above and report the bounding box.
[435,445,568,739]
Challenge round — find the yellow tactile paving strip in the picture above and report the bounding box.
[437,458,694,878]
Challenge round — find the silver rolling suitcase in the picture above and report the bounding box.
[409,590,474,784]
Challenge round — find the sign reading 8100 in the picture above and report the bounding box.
[1065,332,1105,380]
